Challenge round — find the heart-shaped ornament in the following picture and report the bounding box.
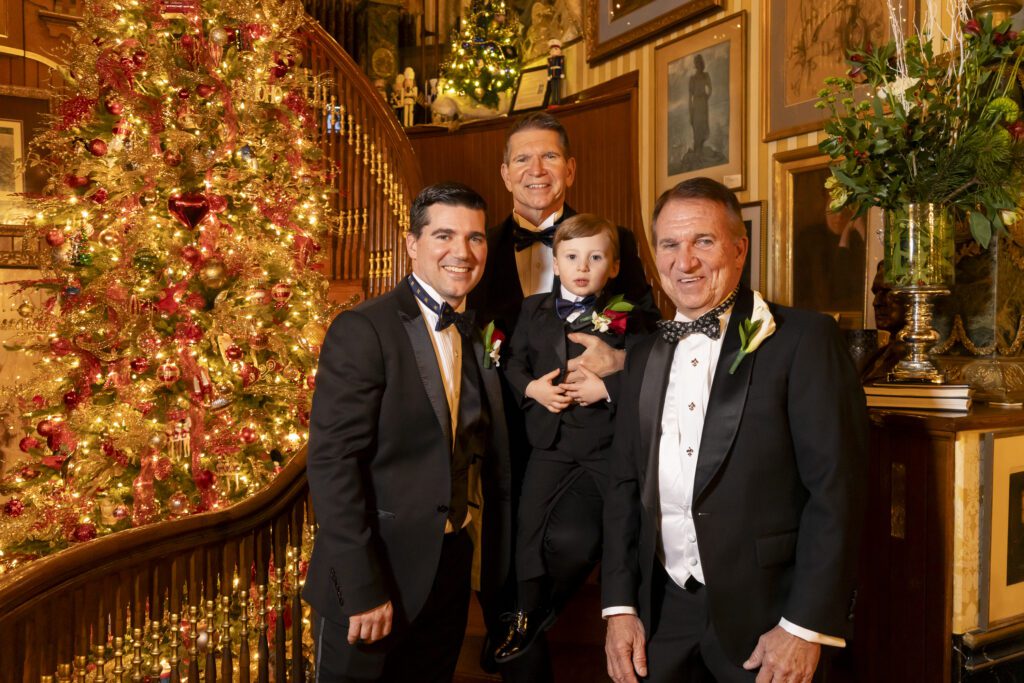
[167,193,210,229]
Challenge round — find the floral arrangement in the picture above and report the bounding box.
[817,4,1024,249]
[586,295,634,335]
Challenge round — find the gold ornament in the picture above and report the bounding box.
[210,27,229,45]
[17,301,35,318]
[98,228,121,247]
[199,259,228,289]
[149,432,168,449]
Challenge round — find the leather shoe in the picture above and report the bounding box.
[493,608,556,663]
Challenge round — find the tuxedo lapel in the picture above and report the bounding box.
[397,283,452,448]
[495,217,524,303]
[639,338,675,506]
[537,294,567,369]
[693,287,755,502]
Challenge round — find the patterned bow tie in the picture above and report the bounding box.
[407,274,476,337]
[555,294,596,320]
[657,288,738,343]
[437,304,477,337]
[513,225,556,251]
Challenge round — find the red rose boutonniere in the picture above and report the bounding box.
[587,294,634,335]
[482,321,505,369]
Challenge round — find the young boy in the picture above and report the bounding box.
[494,213,650,662]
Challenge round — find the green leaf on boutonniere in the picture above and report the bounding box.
[729,318,763,375]
[603,293,635,313]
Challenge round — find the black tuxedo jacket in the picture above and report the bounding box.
[303,281,512,628]
[468,205,659,338]
[602,286,867,665]
[503,291,650,454]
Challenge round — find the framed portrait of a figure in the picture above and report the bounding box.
[655,12,746,195]
[980,431,1024,628]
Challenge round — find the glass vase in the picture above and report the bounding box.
[882,203,955,384]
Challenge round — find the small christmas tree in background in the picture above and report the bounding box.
[439,0,521,109]
[0,0,335,571]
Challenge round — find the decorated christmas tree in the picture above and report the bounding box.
[439,0,521,109]
[0,0,334,571]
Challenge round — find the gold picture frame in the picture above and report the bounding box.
[980,430,1024,629]
[655,12,746,196]
[761,0,914,141]
[740,199,767,292]
[772,146,866,328]
[585,0,723,65]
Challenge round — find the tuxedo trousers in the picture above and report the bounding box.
[644,561,755,683]
[313,529,473,682]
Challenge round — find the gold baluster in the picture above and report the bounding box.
[112,636,125,682]
[56,663,72,683]
[130,628,143,682]
[346,114,355,146]
[169,613,180,682]
[363,133,370,163]
[149,621,162,679]
[376,152,383,182]
[74,655,87,683]
[94,643,106,683]
[238,588,250,681]
[41,676,55,683]
[188,606,199,672]
[257,583,269,669]
[354,123,362,155]
[205,599,217,675]
[368,252,378,280]
[362,209,368,234]
[219,594,231,673]
[388,173,395,204]
[384,253,393,278]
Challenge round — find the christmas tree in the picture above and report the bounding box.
[439,0,521,109]
[0,0,334,571]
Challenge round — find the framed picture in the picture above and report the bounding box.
[761,0,914,141]
[0,119,25,197]
[980,430,1024,628]
[518,0,584,65]
[772,146,866,328]
[0,225,42,269]
[741,199,766,292]
[509,65,551,114]
[585,0,723,65]
[655,12,746,196]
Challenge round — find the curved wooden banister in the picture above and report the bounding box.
[302,21,422,298]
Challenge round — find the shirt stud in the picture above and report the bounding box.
[691,358,699,367]
[688,402,696,411]
[686,447,694,457]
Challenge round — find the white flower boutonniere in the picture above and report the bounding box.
[728,291,776,374]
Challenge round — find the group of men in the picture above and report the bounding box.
[302,112,868,683]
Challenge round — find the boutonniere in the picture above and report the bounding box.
[481,320,504,369]
[586,294,634,335]
[729,291,776,374]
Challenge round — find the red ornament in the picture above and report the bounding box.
[101,441,115,457]
[298,410,309,426]
[178,88,191,100]
[180,245,202,263]
[240,363,260,386]
[113,504,129,520]
[112,120,130,136]
[63,390,81,409]
[3,500,25,517]
[154,457,173,481]
[37,419,55,436]
[105,99,124,115]
[19,436,39,452]
[1009,120,1024,141]
[91,188,109,204]
[32,394,45,408]
[157,361,181,384]
[50,337,72,355]
[240,426,258,444]
[167,193,211,229]
[270,64,288,79]
[306,374,316,390]
[20,466,40,479]
[271,282,292,302]
[248,332,269,349]
[71,523,97,542]
[196,84,215,98]
[226,344,244,361]
[46,229,67,247]
[87,139,108,156]
[163,150,183,167]
[248,288,269,305]
[132,50,147,65]
[184,292,207,310]
[64,174,91,188]
[207,193,227,213]
[130,357,149,373]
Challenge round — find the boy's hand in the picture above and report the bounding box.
[562,365,609,406]
[525,368,572,413]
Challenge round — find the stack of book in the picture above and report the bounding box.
[864,382,973,412]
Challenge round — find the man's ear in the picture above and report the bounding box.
[500,163,513,192]
[564,156,577,189]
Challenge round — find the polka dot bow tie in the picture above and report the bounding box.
[656,288,738,343]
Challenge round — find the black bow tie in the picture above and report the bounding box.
[555,294,596,320]
[657,288,738,343]
[407,274,476,337]
[437,304,476,337]
[513,225,556,251]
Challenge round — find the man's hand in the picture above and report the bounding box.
[561,365,609,406]
[605,614,648,683]
[525,368,572,413]
[347,600,393,644]
[565,333,626,380]
[743,625,820,683]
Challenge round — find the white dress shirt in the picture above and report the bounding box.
[513,209,562,296]
[602,307,844,648]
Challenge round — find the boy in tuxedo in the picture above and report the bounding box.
[493,213,650,662]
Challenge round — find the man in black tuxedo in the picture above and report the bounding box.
[304,182,511,682]
[603,178,867,683]
[467,112,658,680]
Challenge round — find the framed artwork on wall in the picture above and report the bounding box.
[980,430,1024,628]
[0,120,25,198]
[585,0,723,65]
[518,0,584,66]
[761,0,914,141]
[740,199,767,292]
[772,146,867,328]
[654,12,746,196]
[510,65,551,113]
